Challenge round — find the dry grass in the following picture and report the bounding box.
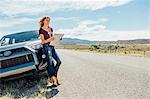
[57,43,150,58]
[0,73,59,99]
[55,43,91,50]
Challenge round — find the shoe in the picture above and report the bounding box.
[57,83,61,86]
[56,78,61,86]
[47,82,53,87]
[52,84,57,87]
[49,77,53,83]
[47,84,57,89]
[57,81,61,86]
[51,76,58,86]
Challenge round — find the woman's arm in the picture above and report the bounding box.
[39,34,54,44]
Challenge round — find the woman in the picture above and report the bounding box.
[39,16,62,87]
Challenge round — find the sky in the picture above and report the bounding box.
[0,0,149,41]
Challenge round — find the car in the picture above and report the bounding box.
[0,30,52,80]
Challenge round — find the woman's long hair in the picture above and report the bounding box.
[39,16,50,28]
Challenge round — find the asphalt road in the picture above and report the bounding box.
[53,49,150,99]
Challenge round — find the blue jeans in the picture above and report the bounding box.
[43,44,62,77]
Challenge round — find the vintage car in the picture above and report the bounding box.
[0,30,52,80]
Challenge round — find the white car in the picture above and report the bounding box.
[0,30,50,80]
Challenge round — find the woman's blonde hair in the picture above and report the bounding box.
[39,16,50,28]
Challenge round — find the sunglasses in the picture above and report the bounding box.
[45,17,50,21]
[45,19,50,21]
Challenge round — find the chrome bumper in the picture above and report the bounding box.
[0,62,36,78]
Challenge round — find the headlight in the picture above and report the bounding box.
[3,51,12,56]
[30,44,42,49]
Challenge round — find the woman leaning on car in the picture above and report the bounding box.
[38,16,62,87]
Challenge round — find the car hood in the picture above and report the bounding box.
[0,40,42,52]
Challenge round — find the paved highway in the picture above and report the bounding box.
[55,49,150,99]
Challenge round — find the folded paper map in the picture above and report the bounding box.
[50,34,64,45]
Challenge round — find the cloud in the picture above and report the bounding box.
[83,30,150,41]
[0,0,132,17]
[80,18,109,26]
[56,19,150,41]
[2,0,147,41]
[0,0,131,30]
[56,19,106,38]
[54,17,79,21]
[100,18,109,22]
[0,17,39,28]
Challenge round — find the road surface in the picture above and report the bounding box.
[54,49,150,99]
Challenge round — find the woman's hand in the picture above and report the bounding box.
[48,37,55,42]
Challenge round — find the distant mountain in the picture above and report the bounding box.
[60,38,150,44]
[60,38,97,44]
[116,39,150,44]
[97,39,150,44]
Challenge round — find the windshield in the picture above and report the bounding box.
[0,30,39,46]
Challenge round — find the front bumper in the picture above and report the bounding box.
[0,62,36,78]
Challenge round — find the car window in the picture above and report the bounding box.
[0,30,39,46]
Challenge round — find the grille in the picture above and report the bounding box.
[12,48,27,53]
[1,54,34,68]
[0,48,27,55]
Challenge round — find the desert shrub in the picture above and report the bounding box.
[90,45,99,50]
